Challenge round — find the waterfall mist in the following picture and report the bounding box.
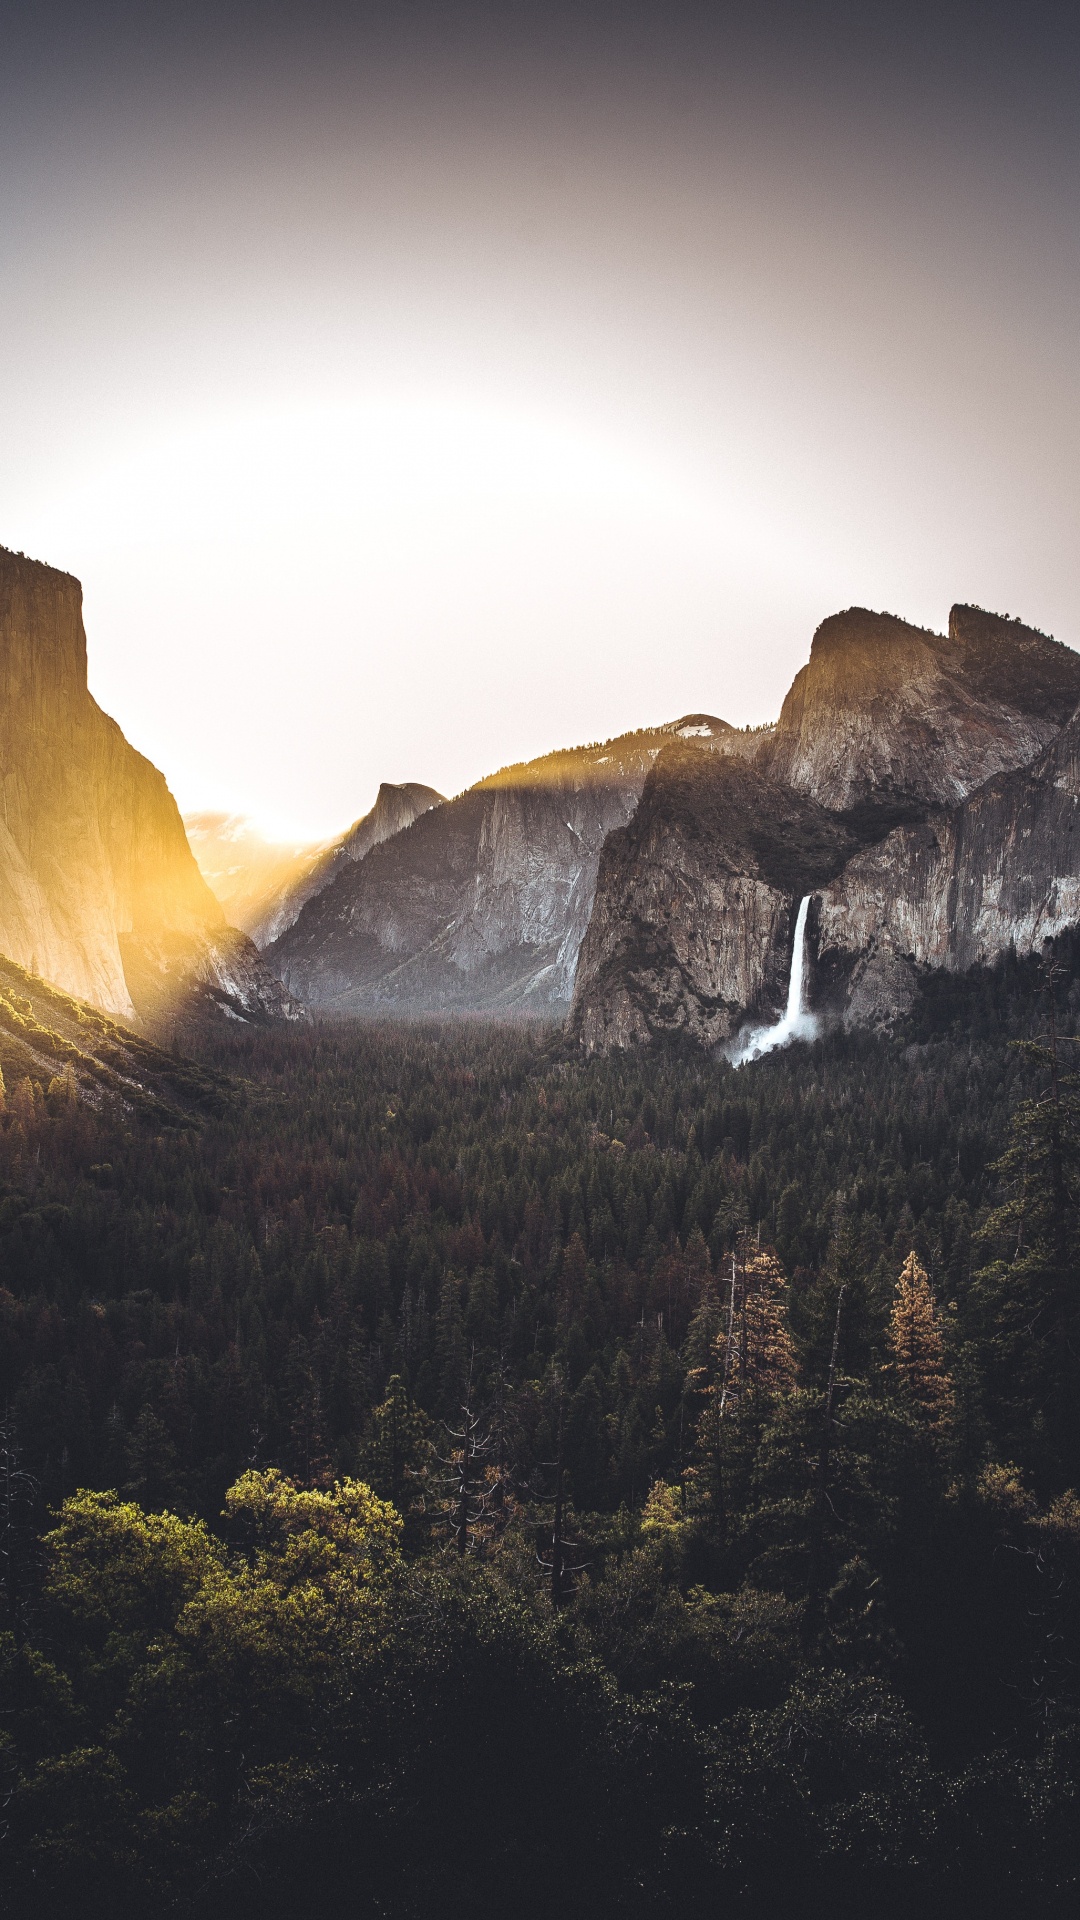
[729,894,818,1066]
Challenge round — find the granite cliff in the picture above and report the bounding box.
[251,782,445,947]
[815,702,1080,1026]
[572,604,1080,1053]
[763,604,1080,815]
[0,548,298,1032]
[573,747,865,1052]
[186,782,444,948]
[268,717,758,1015]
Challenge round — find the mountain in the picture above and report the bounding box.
[0,547,299,1033]
[267,718,755,1015]
[572,604,1080,1051]
[572,746,866,1052]
[763,604,1080,816]
[183,814,330,938]
[816,700,1080,1026]
[253,782,445,947]
[186,783,445,949]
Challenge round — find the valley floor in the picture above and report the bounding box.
[3,951,1080,1916]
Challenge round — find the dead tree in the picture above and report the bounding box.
[440,1399,494,1556]
[535,1390,588,1609]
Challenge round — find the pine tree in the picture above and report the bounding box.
[974,963,1080,1482]
[683,1273,723,1383]
[434,1271,468,1418]
[888,1252,955,1435]
[689,1240,796,1531]
[557,1232,589,1327]
[123,1406,187,1512]
[360,1375,434,1514]
[715,1241,797,1413]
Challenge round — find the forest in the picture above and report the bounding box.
[2,944,1080,1917]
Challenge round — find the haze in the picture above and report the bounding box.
[1,1,1078,840]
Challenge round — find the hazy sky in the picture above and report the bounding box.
[2,1,1079,838]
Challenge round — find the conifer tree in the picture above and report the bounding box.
[690,1239,796,1530]
[975,959,1080,1481]
[888,1252,955,1434]
[715,1241,797,1413]
[360,1375,434,1515]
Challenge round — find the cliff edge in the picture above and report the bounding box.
[0,547,299,1031]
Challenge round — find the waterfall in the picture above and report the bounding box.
[730,894,818,1066]
[783,893,811,1028]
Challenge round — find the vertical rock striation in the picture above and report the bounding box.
[267,718,755,1014]
[573,604,1080,1051]
[0,547,298,1029]
[816,703,1080,1018]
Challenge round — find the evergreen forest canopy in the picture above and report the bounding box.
[3,947,1080,1917]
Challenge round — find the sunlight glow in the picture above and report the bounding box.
[18,391,821,837]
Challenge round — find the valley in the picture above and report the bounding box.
[6,7,1078,1913]
[4,544,1080,1918]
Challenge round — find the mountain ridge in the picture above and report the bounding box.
[267,717,744,1015]
[250,781,445,948]
[762,603,1080,814]
[572,603,1080,1052]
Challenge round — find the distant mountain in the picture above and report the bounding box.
[0,548,300,1033]
[187,784,445,948]
[183,814,330,936]
[572,605,1080,1051]
[255,783,445,947]
[267,718,755,1015]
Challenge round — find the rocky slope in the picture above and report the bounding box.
[247,781,445,947]
[815,703,1080,1025]
[268,718,754,1015]
[0,548,299,1032]
[573,603,1080,1052]
[572,746,866,1051]
[0,953,230,1124]
[764,604,1080,815]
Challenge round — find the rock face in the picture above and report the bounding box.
[816,705,1080,1010]
[251,782,445,948]
[186,783,445,949]
[0,548,299,1031]
[572,747,865,1052]
[764,605,1080,815]
[268,719,751,1015]
[573,603,1080,1052]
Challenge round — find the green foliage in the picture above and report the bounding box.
[972,1032,1080,1481]
[2,944,1080,1912]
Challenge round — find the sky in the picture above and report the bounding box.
[1,1,1079,840]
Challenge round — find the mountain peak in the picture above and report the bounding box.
[765,602,1080,813]
[947,602,1080,727]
